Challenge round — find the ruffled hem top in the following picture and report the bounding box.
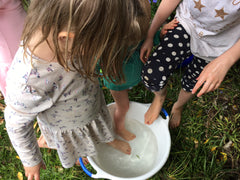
[4,47,115,168]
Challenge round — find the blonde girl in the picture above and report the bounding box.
[102,0,179,141]
[4,0,144,179]
[100,0,152,141]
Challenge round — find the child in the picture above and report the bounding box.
[38,0,178,146]
[100,0,152,141]
[140,0,240,127]
[4,0,144,179]
[101,0,179,141]
[0,0,26,96]
[102,14,179,141]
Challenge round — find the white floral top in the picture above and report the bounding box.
[4,47,115,168]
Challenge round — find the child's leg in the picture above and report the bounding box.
[170,56,208,128]
[110,89,136,141]
[170,89,194,128]
[142,24,191,124]
[107,139,131,155]
[142,24,192,125]
[75,158,89,166]
[37,134,50,148]
[38,134,89,165]
[144,86,167,125]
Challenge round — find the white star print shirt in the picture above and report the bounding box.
[175,0,240,61]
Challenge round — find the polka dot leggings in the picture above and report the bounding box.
[141,23,208,92]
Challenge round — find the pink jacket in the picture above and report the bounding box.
[0,0,26,96]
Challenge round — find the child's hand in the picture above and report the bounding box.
[192,38,240,97]
[192,56,230,97]
[160,18,179,38]
[140,38,154,63]
[24,161,46,180]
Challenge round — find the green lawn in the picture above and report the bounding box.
[0,1,240,179]
[1,62,239,179]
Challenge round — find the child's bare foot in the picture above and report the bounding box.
[38,135,89,165]
[145,94,167,125]
[75,157,89,166]
[169,103,183,128]
[107,139,131,155]
[38,134,50,148]
[145,97,162,125]
[116,128,136,141]
[114,110,136,141]
[145,88,167,125]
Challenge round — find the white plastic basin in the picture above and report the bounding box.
[80,101,171,180]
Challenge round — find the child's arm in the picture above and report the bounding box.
[192,38,240,97]
[140,0,181,63]
[160,18,179,39]
[5,86,51,178]
[5,104,45,179]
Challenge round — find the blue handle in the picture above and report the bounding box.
[161,108,169,118]
[79,157,92,177]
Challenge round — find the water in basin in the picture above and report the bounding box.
[93,118,158,178]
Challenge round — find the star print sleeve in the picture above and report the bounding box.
[4,84,53,167]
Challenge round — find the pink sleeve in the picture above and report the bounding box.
[0,0,26,96]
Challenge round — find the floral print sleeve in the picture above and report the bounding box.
[5,84,53,167]
[4,48,53,167]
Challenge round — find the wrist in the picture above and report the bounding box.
[145,35,154,43]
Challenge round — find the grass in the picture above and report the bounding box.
[1,62,239,180]
[1,0,240,179]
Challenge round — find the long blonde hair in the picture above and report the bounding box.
[21,0,151,83]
